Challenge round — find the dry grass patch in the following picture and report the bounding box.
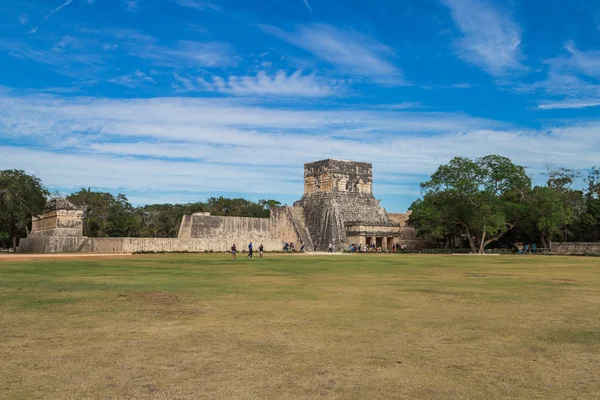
[1,254,599,399]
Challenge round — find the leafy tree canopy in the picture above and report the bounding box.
[410,155,531,253]
[0,170,49,250]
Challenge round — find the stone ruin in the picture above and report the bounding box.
[179,159,430,252]
[19,159,431,253]
[19,198,86,252]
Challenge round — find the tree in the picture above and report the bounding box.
[0,170,49,250]
[409,155,531,253]
[573,167,600,242]
[527,187,576,248]
[525,166,583,248]
[67,189,140,237]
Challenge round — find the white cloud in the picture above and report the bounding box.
[1,27,235,80]
[528,42,600,110]
[564,42,600,79]
[440,0,524,76]
[30,0,77,34]
[182,70,343,97]
[262,24,403,85]
[172,0,220,11]
[1,92,599,208]
[122,0,138,11]
[18,14,29,25]
[132,40,235,68]
[301,0,312,13]
[538,101,600,110]
[109,71,156,87]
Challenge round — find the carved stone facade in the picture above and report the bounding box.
[293,159,430,251]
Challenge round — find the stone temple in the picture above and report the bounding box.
[292,159,414,251]
[177,159,427,252]
[19,159,429,253]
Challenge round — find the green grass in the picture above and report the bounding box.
[1,254,600,399]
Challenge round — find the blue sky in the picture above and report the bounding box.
[0,0,599,211]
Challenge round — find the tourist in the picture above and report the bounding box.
[300,242,305,252]
[532,243,537,254]
[231,243,237,261]
[248,242,254,258]
[328,243,334,253]
[525,244,530,254]
[259,243,264,258]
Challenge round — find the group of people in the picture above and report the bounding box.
[283,242,306,252]
[346,242,408,253]
[283,242,305,252]
[230,242,264,260]
[517,243,538,254]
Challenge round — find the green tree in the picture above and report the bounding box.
[67,189,140,237]
[0,170,49,250]
[409,155,531,253]
[573,167,600,241]
[526,167,583,248]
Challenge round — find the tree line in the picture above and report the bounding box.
[408,155,600,253]
[0,169,281,250]
[2,156,600,253]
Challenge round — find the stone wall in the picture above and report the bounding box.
[18,237,85,253]
[269,207,300,245]
[19,237,283,253]
[551,242,600,255]
[178,214,273,242]
[388,212,411,228]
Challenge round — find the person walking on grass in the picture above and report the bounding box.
[231,243,237,261]
[328,243,334,253]
[248,242,254,258]
[259,243,264,258]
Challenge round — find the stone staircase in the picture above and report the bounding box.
[297,191,393,251]
[288,207,314,251]
[75,237,91,252]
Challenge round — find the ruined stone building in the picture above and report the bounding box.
[19,159,429,253]
[280,159,426,251]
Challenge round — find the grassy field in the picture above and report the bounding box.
[1,254,599,399]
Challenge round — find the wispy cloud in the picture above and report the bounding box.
[526,42,600,110]
[18,14,29,25]
[133,40,236,68]
[440,0,524,76]
[121,0,138,11]
[564,42,600,78]
[262,24,403,85]
[30,0,77,34]
[109,71,156,87]
[177,70,343,97]
[1,92,598,207]
[1,27,235,80]
[538,101,600,110]
[172,0,220,11]
[301,0,312,13]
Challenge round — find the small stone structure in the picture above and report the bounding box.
[18,199,86,252]
[19,159,431,253]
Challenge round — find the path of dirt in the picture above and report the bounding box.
[0,253,133,261]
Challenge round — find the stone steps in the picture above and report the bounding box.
[288,207,314,251]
